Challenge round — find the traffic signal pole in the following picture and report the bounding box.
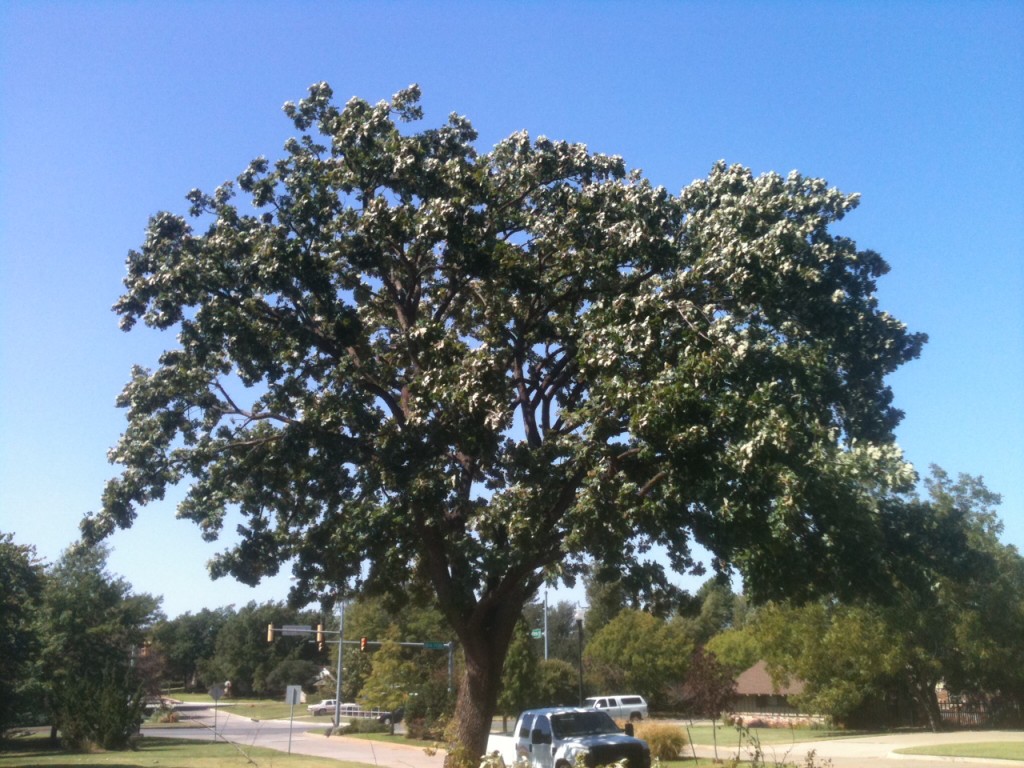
[266,623,454,701]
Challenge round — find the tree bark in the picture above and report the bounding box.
[911,677,944,732]
[443,591,527,768]
[449,658,504,768]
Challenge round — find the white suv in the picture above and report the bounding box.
[584,695,648,721]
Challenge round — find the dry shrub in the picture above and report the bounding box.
[632,721,687,760]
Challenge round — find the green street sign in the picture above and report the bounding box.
[424,641,446,650]
[530,629,543,639]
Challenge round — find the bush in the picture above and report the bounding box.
[633,722,687,760]
[406,716,446,741]
[333,717,390,735]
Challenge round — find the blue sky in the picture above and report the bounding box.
[2,1,1021,619]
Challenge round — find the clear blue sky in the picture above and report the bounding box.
[2,1,1021,619]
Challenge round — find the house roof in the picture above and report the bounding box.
[735,660,806,696]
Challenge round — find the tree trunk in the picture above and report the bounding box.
[448,657,504,768]
[911,677,944,732]
[443,590,526,768]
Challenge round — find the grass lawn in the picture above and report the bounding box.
[895,742,1024,761]
[151,696,315,723]
[680,724,853,746]
[0,734,370,768]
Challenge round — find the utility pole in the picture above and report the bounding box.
[333,600,345,728]
[574,604,585,705]
[543,589,549,660]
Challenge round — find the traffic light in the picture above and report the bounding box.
[267,624,274,643]
[360,636,367,652]
[316,624,324,651]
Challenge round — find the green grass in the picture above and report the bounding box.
[0,733,371,768]
[153,696,316,723]
[895,742,1024,761]
[681,724,853,746]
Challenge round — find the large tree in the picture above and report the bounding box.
[85,83,924,762]
[0,533,44,731]
[40,544,161,749]
[715,468,1024,730]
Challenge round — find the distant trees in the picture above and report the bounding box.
[149,607,230,690]
[5,466,1016,748]
[151,601,325,697]
[705,468,1024,729]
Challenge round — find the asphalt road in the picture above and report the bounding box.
[142,708,1024,768]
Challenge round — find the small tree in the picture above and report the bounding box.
[360,636,420,711]
[678,648,736,761]
[498,619,539,729]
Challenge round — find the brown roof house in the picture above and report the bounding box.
[731,661,819,727]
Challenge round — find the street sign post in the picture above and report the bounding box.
[285,685,303,753]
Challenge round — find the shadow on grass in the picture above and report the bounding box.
[0,733,203,767]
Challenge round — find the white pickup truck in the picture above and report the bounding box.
[307,699,358,716]
[510,707,650,768]
[584,694,648,722]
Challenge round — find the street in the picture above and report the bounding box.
[142,707,1024,768]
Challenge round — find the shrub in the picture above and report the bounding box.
[633,722,687,760]
[334,717,390,735]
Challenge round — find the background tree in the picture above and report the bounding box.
[497,618,539,727]
[875,468,1024,729]
[583,576,628,636]
[705,626,761,677]
[150,607,231,691]
[584,609,693,709]
[336,596,455,705]
[687,579,748,647]
[86,83,925,762]
[676,648,736,761]
[203,601,323,696]
[265,658,321,694]
[536,659,579,707]
[359,634,421,711]
[751,600,905,726]
[717,468,1024,730]
[0,533,44,731]
[39,544,160,749]
[523,599,581,664]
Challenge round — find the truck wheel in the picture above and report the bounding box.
[630,712,642,722]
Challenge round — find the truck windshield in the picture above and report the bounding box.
[551,711,619,738]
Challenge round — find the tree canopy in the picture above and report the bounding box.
[86,83,924,761]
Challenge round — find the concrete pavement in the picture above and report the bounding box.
[686,728,1024,767]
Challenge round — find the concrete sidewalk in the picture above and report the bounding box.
[688,729,1024,768]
